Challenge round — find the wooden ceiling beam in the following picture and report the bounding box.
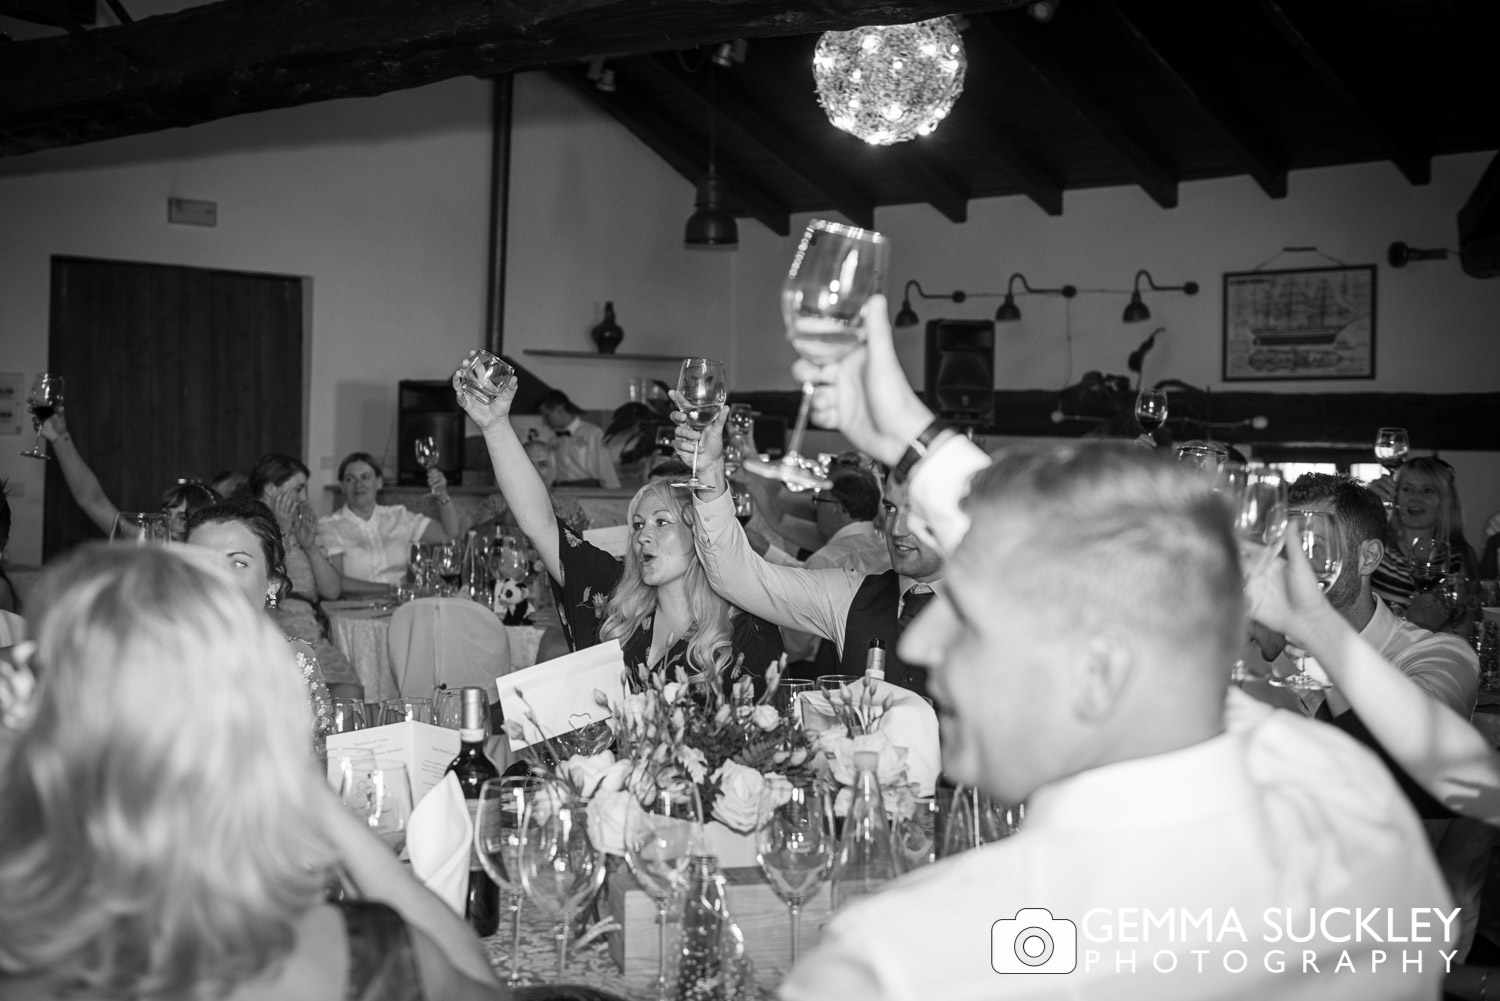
[1097,0,1287,200]
[880,144,970,223]
[640,53,877,229]
[969,11,1179,209]
[1253,0,1430,186]
[950,99,1063,216]
[0,0,1030,159]
[549,67,791,237]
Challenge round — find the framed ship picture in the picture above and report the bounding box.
[1222,265,1376,381]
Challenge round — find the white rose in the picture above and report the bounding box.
[663,681,683,704]
[711,760,772,834]
[623,693,649,725]
[564,750,623,797]
[750,704,780,731]
[586,787,640,857]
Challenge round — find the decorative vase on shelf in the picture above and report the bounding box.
[591,301,625,354]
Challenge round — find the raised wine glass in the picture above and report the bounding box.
[20,373,64,460]
[475,776,539,988]
[756,779,833,968]
[1407,535,1452,592]
[414,435,440,497]
[1374,427,1409,474]
[1270,511,1345,691]
[110,512,171,544]
[744,219,889,493]
[1221,466,1289,577]
[625,781,704,1000]
[518,782,607,980]
[1134,387,1168,436]
[675,358,727,490]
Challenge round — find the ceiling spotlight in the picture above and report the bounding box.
[1028,0,1061,22]
[1122,269,1198,324]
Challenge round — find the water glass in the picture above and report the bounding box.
[939,785,1019,857]
[756,780,834,967]
[458,349,515,405]
[432,688,463,730]
[342,759,414,854]
[330,697,367,733]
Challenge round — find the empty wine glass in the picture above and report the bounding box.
[110,512,171,544]
[1407,535,1452,592]
[675,358,728,490]
[431,688,463,730]
[330,697,367,733]
[1175,441,1230,481]
[625,782,704,999]
[1221,466,1288,577]
[756,780,833,967]
[380,697,434,725]
[940,785,1015,857]
[774,678,814,725]
[414,435,440,497]
[342,759,414,854]
[519,782,607,979]
[20,373,63,460]
[1134,387,1168,435]
[328,748,376,793]
[744,220,889,493]
[495,534,529,581]
[475,776,538,988]
[1374,427,1409,474]
[456,349,515,405]
[1271,511,1345,691]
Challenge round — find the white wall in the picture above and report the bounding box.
[0,78,494,563]
[2,69,1496,563]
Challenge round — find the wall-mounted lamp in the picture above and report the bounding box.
[1387,241,1450,268]
[586,57,616,92]
[894,280,967,328]
[710,39,748,68]
[1123,269,1198,323]
[994,272,1077,322]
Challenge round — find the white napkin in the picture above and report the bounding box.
[405,771,472,916]
[802,679,942,796]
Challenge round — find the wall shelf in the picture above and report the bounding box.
[523,349,681,362]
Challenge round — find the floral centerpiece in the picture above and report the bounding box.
[507,657,819,856]
[807,679,921,822]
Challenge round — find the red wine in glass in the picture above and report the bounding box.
[1374,427,1408,474]
[30,403,56,424]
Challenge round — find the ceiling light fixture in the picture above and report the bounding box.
[993,272,1077,322]
[684,65,737,249]
[1028,0,1061,23]
[812,17,967,146]
[1123,269,1198,323]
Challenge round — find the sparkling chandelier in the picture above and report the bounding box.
[812,18,967,146]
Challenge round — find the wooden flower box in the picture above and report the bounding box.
[600,825,835,985]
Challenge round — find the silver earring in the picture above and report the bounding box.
[266,589,279,608]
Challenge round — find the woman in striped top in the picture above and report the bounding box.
[1371,456,1477,631]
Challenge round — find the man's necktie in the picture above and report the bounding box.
[554,429,572,437]
[897,584,934,631]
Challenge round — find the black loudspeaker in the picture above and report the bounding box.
[924,320,995,424]
[398,381,464,486]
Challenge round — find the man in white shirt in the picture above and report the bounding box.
[538,390,619,489]
[772,296,1453,1001]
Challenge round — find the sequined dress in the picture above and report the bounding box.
[292,643,336,757]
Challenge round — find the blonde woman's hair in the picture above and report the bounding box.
[599,477,738,676]
[0,544,337,999]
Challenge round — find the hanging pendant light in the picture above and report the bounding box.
[685,60,738,250]
[813,17,967,146]
[684,171,738,248]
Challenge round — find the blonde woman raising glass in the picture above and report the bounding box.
[453,354,782,690]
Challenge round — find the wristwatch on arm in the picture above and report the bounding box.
[891,419,950,486]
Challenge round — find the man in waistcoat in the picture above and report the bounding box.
[672,417,942,700]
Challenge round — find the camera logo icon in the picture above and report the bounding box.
[992,908,1077,975]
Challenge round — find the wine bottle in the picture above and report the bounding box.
[864,638,885,681]
[446,687,500,935]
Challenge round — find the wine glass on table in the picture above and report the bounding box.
[435,539,463,596]
[1270,511,1345,692]
[475,776,539,988]
[518,782,607,980]
[414,435,441,497]
[625,781,704,1000]
[756,780,833,968]
[1134,387,1168,437]
[675,358,727,490]
[20,374,63,460]
[342,759,414,854]
[744,219,890,493]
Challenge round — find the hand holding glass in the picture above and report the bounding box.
[457,349,516,405]
[20,373,63,460]
[110,512,171,544]
[1270,512,1344,691]
[745,220,889,493]
[1222,467,1289,577]
[675,358,727,490]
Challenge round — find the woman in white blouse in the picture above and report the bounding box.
[317,452,461,595]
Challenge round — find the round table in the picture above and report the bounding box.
[327,601,544,704]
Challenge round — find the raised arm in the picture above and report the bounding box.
[452,355,561,583]
[419,467,464,542]
[671,398,854,644]
[1247,525,1500,825]
[39,413,119,536]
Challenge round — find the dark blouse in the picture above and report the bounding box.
[550,523,784,692]
[340,899,423,1001]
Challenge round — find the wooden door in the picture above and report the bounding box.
[44,257,304,558]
